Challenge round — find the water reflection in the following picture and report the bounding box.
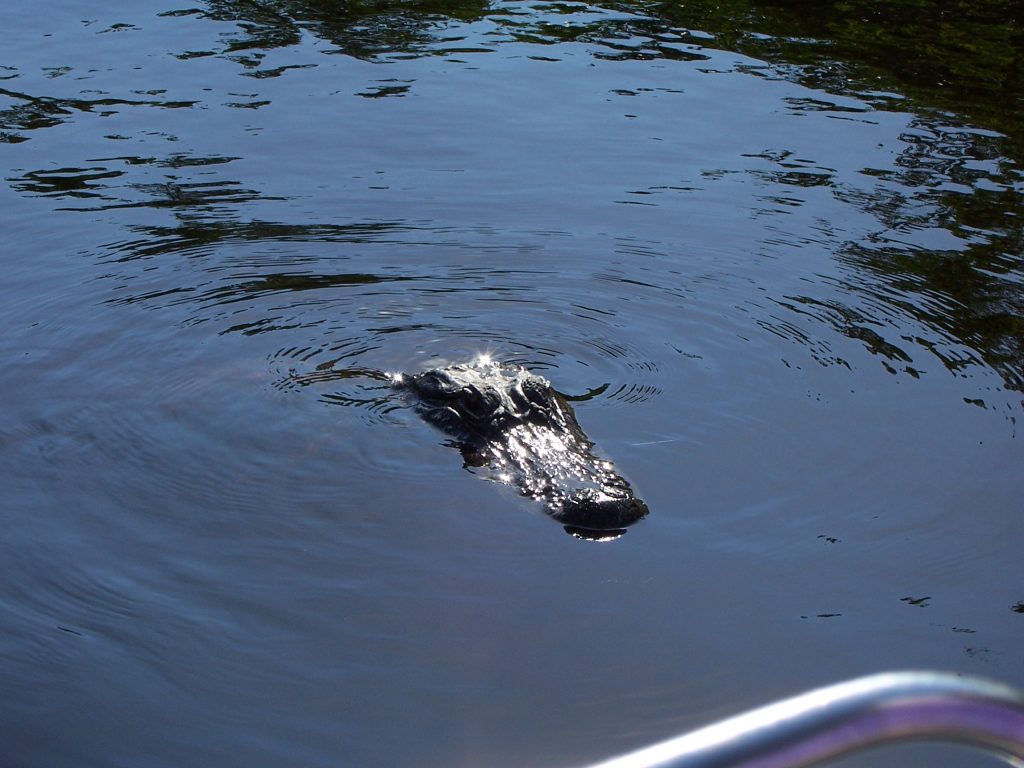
[643,0,1024,150]
[0,85,197,143]
[195,0,491,62]
[837,119,1023,393]
[2,0,1020,406]
[164,0,719,69]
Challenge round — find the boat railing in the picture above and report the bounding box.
[583,671,1024,768]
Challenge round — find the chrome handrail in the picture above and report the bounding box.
[583,672,1024,768]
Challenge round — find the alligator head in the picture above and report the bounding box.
[395,359,648,539]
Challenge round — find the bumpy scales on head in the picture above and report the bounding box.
[395,359,648,539]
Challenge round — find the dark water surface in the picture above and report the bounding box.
[2,1,1022,766]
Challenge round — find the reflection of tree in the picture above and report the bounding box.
[197,0,1022,151]
[197,0,492,62]
[840,120,1023,391]
[0,86,196,144]
[754,110,1024,393]
[4,0,1022,395]
[634,0,1023,395]
[643,0,1023,157]
[192,0,716,66]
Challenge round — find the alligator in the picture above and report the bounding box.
[393,358,648,539]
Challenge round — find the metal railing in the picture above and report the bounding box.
[584,672,1024,768]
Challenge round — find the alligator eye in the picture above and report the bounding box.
[522,379,550,407]
[413,370,456,399]
[461,387,485,411]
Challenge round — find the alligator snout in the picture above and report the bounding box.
[550,490,650,540]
